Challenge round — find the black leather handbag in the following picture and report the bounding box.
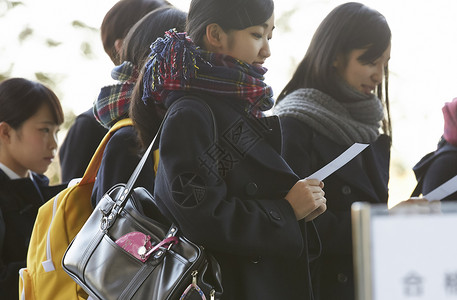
[62,98,223,300]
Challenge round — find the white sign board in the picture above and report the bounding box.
[352,201,457,300]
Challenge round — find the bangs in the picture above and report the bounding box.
[35,84,64,125]
[357,29,391,63]
[355,12,391,63]
[218,0,274,30]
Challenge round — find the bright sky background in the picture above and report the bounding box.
[1,0,457,205]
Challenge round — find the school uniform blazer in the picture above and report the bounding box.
[279,116,391,300]
[0,170,65,300]
[91,125,156,207]
[154,93,320,300]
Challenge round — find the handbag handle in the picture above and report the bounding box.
[102,96,217,230]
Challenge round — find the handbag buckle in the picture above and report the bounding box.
[100,199,126,231]
[100,215,112,231]
[111,203,122,216]
[100,210,117,231]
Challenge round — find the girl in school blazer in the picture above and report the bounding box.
[0,78,65,299]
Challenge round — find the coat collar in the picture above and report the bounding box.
[246,115,299,178]
[0,168,50,185]
[413,142,457,174]
[0,169,63,205]
[167,94,300,182]
[218,111,299,181]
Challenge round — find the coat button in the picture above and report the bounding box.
[341,185,352,195]
[251,255,262,264]
[245,182,258,196]
[337,273,348,283]
[269,210,281,221]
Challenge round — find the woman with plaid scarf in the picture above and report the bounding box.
[130,0,326,299]
[90,7,187,206]
[59,0,170,183]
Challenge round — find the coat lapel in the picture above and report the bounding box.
[221,114,299,179]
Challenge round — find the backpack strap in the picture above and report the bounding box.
[79,118,133,185]
[40,118,134,273]
[127,98,216,190]
[41,192,61,272]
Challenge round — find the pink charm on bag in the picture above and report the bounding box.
[116,232,179,263]
[115,232,153,262]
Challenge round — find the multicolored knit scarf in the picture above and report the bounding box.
[93,61,139,128]
[142,29,274,117]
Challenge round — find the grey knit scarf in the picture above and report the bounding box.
[274,88,384,146]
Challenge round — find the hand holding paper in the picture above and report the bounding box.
[284,178,326,221]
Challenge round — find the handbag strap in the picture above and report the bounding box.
[104,96,217,228]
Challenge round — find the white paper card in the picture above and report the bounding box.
[306,143,369,181]
[423,174,457,201]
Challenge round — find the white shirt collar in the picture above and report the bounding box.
[0,162,30,180]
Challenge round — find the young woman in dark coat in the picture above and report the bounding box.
[274,3,392,299]
[129,0,327,298]
[0,78,65,299]
[90,6,187,206]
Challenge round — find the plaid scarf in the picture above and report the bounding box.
[93,61,139,128]
[142,29,274,117]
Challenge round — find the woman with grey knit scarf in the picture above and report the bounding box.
[274,3,392,300]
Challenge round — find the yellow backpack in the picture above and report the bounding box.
[19,118,133,300]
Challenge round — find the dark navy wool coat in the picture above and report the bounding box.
[59,108,108,182]
[91,125,155,207]
[154,93,320,300]
[280,116,391,300]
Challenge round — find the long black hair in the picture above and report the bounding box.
[101,0,170,64]
[0,77,63,129]
[128,7,187,149]
[120,6,187,67]
[277,2,392,137]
